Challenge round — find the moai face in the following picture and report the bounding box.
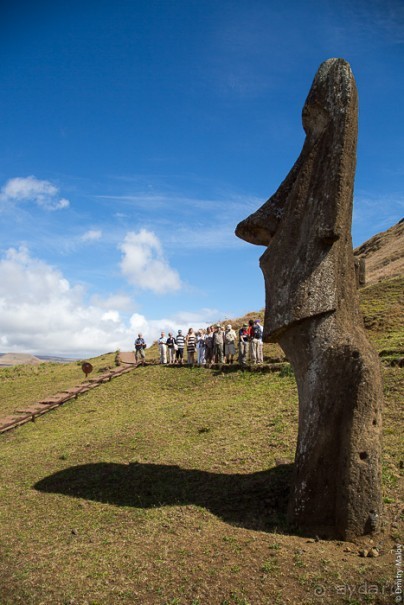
[235,59,358,340]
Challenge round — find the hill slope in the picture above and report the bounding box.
[0,221,402,604]
[0,353,43,367]
[355,218,404,284]
[0,278,402,604]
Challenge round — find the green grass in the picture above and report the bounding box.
[0,277,402,604]
[0,345,161,419]
[0,352,118,418]
[1,276,400,421]
[0,360,401,604]
[360,276,404,352]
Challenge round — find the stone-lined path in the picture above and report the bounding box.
[0,352,139,434]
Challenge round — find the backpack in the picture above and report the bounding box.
[253,325,262,339]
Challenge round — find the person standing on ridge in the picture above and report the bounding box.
[250,319,263,364]
[196,330,206,366]
[166,332,176,364]
[213,324,224,364]
[224,324,237,364]
[254,319,264,363]
[204,326,214,366]
[134,333,146,366]
[158,331,168,364]
[175,329,185,365]
[238,324,249,366]
[186,327,196,366]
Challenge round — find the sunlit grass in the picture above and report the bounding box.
[0,278,402,604]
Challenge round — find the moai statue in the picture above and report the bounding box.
[354,256,366,287]
[235,58,383,540]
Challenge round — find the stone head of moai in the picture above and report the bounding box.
[236,58,383,540]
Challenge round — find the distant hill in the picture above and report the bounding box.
[0,353,78,367]
[0,353,43,367]
[354,218,404,284]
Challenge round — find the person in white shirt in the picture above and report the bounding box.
[166,332,176,364]
[158,331,168,364]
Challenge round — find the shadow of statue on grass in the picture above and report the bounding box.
[34,462,293,533]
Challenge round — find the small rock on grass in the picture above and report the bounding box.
[358,547,380,558]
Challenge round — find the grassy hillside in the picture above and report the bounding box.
[0,278,402,605]
[359,277,403,354]
[354,219,404,285]
[0,352,119,419]
[1,277,402,422]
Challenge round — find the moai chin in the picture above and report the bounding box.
[235,58,383,540]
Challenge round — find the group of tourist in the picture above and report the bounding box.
[134,319,264,366]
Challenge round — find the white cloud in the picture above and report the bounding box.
[81,229,102,242]
[0,176,70,211]
[0,246,130,356]
[91,293,133,312]
[0,246,222,357]
[119,229,181,293]
[101,310,120,323]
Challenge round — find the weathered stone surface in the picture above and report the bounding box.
[16,404,58,415]
[37,394,71,405]
[61,387,86,396]
[118,351,137,365]
[0,414,32,433]
[235,58,383,540]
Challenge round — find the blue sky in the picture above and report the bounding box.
[0,0,403,356]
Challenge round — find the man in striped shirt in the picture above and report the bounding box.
[186,328,196,366]
[175,330,185,365]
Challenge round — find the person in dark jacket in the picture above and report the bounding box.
[134,333,146,365]
[166,332,176,364]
